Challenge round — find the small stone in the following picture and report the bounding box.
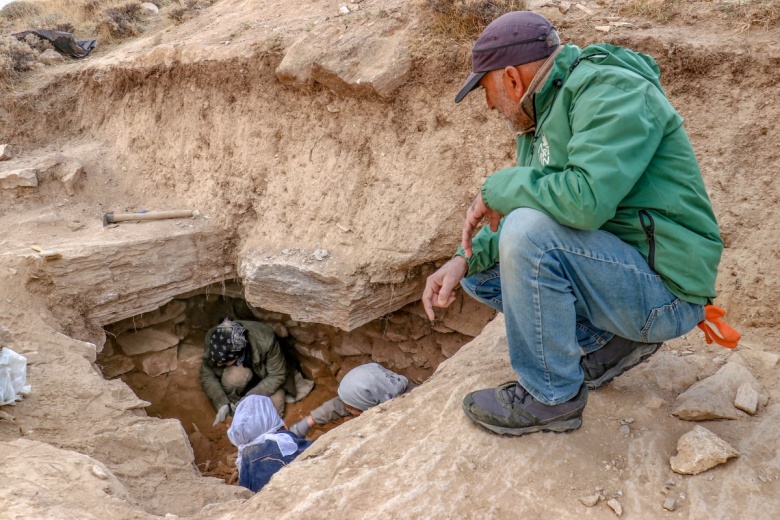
[339,4,350,15]
[607,498,623,517]
[579,493,600,507]
[646,395,665,409]
[559,1,571,14]
[663,497,677,511]
[664,479,676,487]
[619,425,630,436]
[312,249,330,261]
[140,2,159,14]
[759,475,768,483]
[0,144,12,160]
[595,25,611,33]
[734,383,759,415]
[670,425,740,475]
[91,465,109,480]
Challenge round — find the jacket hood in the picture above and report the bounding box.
[579,43,663,91]
[535,43,665,114]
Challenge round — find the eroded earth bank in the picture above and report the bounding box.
[1,1,779,519]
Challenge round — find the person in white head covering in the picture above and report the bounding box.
[227,395,312,492]
[290,363,415,438]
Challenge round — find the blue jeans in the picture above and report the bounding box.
[461,208,704,406]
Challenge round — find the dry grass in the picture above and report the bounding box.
[622,0,685,24]
[718,0,780,31]
[424,0,528,43]
[0,34,43,87]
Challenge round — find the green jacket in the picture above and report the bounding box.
[200,320,295,411]
[456,43,722,305]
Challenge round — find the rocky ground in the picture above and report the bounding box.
[1,0,779,518]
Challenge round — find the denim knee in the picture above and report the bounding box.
[499,208,559,260]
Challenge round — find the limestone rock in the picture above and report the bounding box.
[58,157,84,196]
[440,291,497,337]
[141,347,178,377]
[177,342,203,369]
[241,253,424,331]
[607,498,623,516]
[141,2,159,14]
[612,352,717,394]
[0,144,12,160]
[335,332,371,356]
[110,300,186,335]
[99,355,135,378]
[734,383,759,415]
[729,347,780,372]
[435,331,470,359]
[0,168,38,189]
[579,493,601,507]
[275,18,411,99]
[116,324,180,356]
[663,497,678,511]
[673,362,767,421]
[670,425,739,475]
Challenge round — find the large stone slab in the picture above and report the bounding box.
[240,252,427,331]
[0,167,38,189]
[276,17,411,99]
[34,223,235,326]
[140,346,178,377]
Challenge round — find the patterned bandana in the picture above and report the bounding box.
[208,319,248,365]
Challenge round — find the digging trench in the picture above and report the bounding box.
[96,278,496,486]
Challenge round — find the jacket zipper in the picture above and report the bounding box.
[638,209,656,271]
[529,53,608,165]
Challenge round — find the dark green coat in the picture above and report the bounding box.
[457,43,722,305]
[200,320,295,411]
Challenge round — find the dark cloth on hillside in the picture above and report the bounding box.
[200,320,295,411]
[238,431,311,492]
[12,30,96,58]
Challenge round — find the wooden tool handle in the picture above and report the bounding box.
[110,210,194,223]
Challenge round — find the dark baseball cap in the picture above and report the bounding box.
[455,11,559,103]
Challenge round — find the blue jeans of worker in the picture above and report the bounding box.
[460,208,704,406]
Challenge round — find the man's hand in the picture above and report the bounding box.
[462,192,502,258]
[422,257,469,321]
[213,404,230,426]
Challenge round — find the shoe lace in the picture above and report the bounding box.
[500,383,528,406]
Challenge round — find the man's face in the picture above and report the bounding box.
[479,70,525,133]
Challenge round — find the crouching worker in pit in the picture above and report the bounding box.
[289,362,414,438]
[201,318,307,426]
[227,395,312,492]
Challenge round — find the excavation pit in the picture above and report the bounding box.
[96,281,496,484]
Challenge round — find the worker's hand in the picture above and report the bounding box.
[422,257,468,321]
[462,192,502,258]
[290,418,311,439]
[213,404,230,426]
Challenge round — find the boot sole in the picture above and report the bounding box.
[461,401,583,437]
[584,342,662,390]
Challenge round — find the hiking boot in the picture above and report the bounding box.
[581,336,663,390]
[462,381,588,436]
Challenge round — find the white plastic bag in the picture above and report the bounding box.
[0,346,31,406]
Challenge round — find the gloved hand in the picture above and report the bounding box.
[213,404,230,426]
[290,417,311,439]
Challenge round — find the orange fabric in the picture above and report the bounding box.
[697,305,741,349]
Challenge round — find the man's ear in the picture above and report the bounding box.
[502,66,526,101]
